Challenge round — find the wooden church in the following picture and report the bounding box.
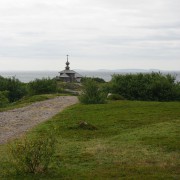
[58,55,83,82]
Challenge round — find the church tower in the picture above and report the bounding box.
[65,55,70,70]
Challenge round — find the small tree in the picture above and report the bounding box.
[0,76,27,102]
[79,79,106,104]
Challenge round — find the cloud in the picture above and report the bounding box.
[0,0,180,70]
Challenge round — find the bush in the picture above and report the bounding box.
[0,76,27,102]
[107,94,125,100]
[28,78,57,95]
[81,77,106,83]
[110,72,180,101]
[0,91,9,107]
[172,82,180,101]
[9,132,57,174]
[79,79,106,104]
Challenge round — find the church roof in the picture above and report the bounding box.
[59,73,69,78]
[59,70,76,74]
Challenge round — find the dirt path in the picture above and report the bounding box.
[0,96,78,144]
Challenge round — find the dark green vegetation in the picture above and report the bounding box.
[1,72,180,108]
[0,76,76,109]
[81,77,106,83]
[0,76,27,103]
[0,101,179,179]
[0,91,9,107]
[110,72,180,101]
[79,79,106,104]
[28,78,57,95]
[79,73,180,104]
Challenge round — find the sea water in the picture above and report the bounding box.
[0,70,180,83]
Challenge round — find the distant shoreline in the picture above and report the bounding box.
[1,70,180,83]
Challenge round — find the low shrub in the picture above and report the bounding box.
[28,78,57,95]
[0,76,27,102]
[79,79,106,104]
[8,132,57,174]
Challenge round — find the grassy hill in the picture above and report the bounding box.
[0,100,179,179]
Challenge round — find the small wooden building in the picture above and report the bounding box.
[58,56,83,82]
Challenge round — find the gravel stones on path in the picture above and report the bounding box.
[0,96,78,144]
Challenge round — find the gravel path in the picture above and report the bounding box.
[0,96,78,144]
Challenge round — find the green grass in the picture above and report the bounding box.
[0,100,179,179]
[0,94,69,112]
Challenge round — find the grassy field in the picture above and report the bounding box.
[0,100,179,179]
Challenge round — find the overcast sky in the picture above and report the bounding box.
[0,0,180,71]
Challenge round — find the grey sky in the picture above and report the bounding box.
[0,0,180,70]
